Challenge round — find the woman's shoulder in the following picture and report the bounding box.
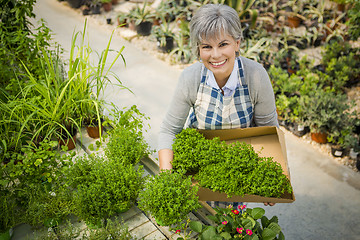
[239,56,266,72]
[179,61,203,87]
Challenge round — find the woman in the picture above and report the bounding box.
[158,4,278,206]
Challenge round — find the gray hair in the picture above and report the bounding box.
[189,4,243,58]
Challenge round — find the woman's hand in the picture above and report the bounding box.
[264,202,276,206]
[159,149,174,171]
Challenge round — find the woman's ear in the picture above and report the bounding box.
[236,39,240,49]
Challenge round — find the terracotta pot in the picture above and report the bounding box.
[287,16,301,28]
[337,3,345,11]
[59,135,77,150]
[102,2,112,12]
[311,131,328,144]
[86,125,103,139]
[111,0,118,4]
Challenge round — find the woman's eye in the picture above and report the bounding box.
[202,45,211,49]
[219,42,228,47]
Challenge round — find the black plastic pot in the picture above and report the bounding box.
[291,123,309,137]
[157,36,174,53]
[90,3,101,15]
[66,0,83,8]
[331,145,347,158]
[356,154,360,171]
[136,21,153,36]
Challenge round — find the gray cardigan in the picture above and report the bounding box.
[158,56,278,150]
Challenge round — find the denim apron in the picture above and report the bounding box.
[187,57,254,209]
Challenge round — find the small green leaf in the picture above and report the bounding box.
[267,222,281,235]
[220,232,232,240]
[278,231,285,240]
[189,221,203,233]
[262,228,277,240]
[250,207,265,219]
[201,226,217,240]
[34,158,42,166]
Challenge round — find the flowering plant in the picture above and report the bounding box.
[189,205,284,240]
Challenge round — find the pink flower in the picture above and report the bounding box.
[238,205,247,210]
[236,227,243,234]
[175,230,181,234]
[232,209,240,215]
[246,229,253,235]
[222,221,228,225]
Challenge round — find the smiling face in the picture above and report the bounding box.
[199,33,240,84]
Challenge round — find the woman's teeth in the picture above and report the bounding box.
[211,60,226,66]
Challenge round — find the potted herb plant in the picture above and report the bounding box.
[189,205,285,240]
[101,0,112,12]
[67,154,145,227]
[152,18,175,53]
[128,2,154,36]
[137,170,201,226]
[300,88,335,144]
[104,105,151,165]
[173,128,293,199]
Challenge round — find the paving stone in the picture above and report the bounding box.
[130,221,160,239]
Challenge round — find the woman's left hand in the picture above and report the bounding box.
[264,202,276,206]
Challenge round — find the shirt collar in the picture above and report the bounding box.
[206,59,239,91]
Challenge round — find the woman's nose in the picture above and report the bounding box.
[211,47,221,58]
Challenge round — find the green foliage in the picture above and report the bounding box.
[0,191,17,232]
[66,154,145,225]
[174,129,293,198]
[300,88,355,135]
[0,0,52,99]
[319,41,360,91]
[0,140,75,227]
[346,0,360,40]
[31,218,137,240]
[190,205,284,240]
[138,170,201,226]
[104,105,151,165]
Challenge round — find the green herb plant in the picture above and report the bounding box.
[138,170,201,226]
[66,154,145,226]
[173,129,293,198]
[104,105,151,165]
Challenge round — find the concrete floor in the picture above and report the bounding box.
[25,0,360,239]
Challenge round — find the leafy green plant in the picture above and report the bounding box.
[173,129,293,198]
[346,0,360,40]
[105,126,150,165]
[66,154,145,226]
[104,105,151,165]
[138,170,201,226]
[31,218,136,240]
[224,0,258,28]
[152,17,175,48]
[172,128,226,173]
[1,140,75,227]
[0,190,17,235]
[169,32,194,64]
[300,88,352,135]
[128,1,154,25]
[189,205,285,240]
